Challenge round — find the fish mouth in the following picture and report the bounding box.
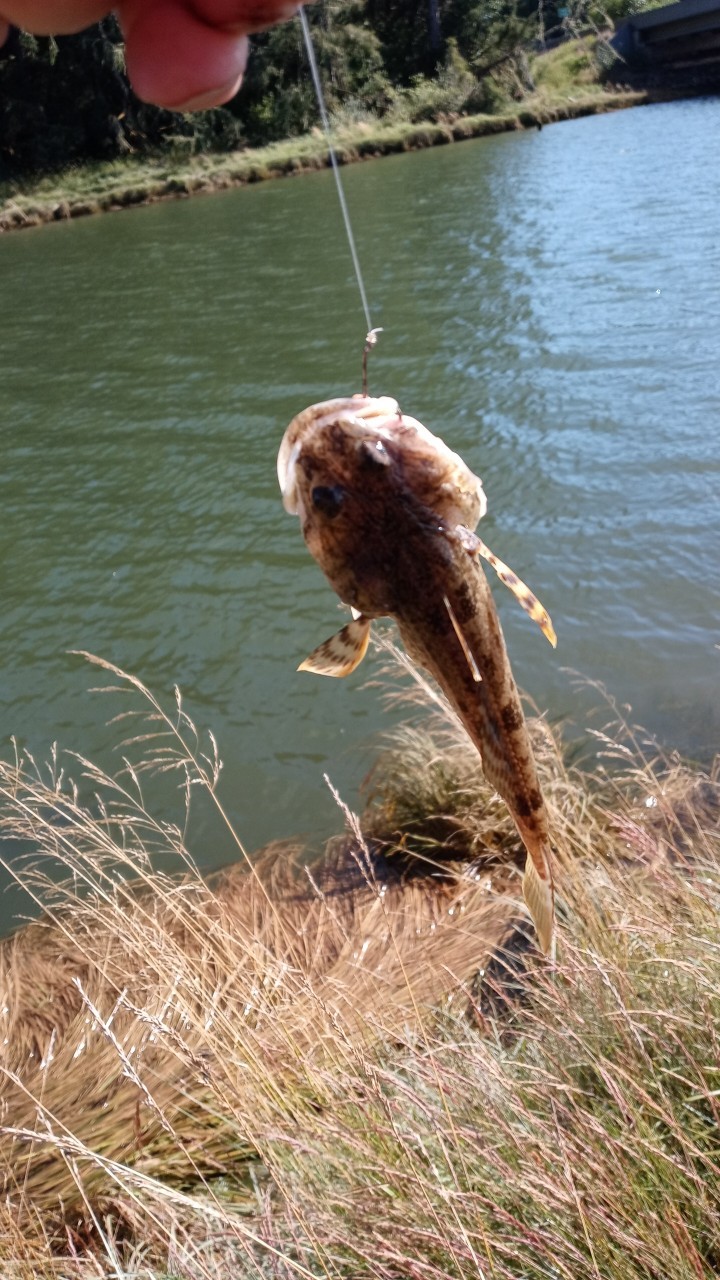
[278,395,487,529]
[277,395,400,515]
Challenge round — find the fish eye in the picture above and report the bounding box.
[311,485,345,518]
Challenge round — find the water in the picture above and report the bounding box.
[2,98,719,923]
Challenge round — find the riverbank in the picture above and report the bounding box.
[0,83,648,235]
[2,648,719,1276]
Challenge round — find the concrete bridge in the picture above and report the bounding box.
[613,0,720,67]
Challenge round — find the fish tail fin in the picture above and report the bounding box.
[521,844,555,956]
[298,616,371,677]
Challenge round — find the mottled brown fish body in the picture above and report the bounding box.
[278,396,554,952]
[397,544,548,831]
[393,539,553,945]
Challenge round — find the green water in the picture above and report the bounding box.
[2,97,719,918]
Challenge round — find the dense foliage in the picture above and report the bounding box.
[0,0,653,179]
[0,20,245,178]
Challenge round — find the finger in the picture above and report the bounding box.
[120,0,248,110]
[0,0,107,33]
[0,17,8,42]
[0,0,303,36]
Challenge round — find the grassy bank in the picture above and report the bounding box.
[0,37,648,234]
[1,642,719,1277]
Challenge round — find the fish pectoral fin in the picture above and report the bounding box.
[443,595,482,683]
[298,616,371,678]
[465,531,557,649]
[521,847,555,957]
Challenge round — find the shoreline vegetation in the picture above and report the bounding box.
[0,90,650,235]
[1,643,719,1276]
[0,37,656,234]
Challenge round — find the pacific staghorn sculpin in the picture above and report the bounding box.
[278,394,557,953]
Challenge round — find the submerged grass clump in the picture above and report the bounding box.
[0,642,719,1277]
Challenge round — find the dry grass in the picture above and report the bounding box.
[0,642,719,1278]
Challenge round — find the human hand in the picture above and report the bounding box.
[0,1,302,110]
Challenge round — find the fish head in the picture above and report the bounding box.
[278,395,486,615]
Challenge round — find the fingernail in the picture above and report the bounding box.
[179,71,244,111]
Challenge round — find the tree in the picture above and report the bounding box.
[234,2,391,143]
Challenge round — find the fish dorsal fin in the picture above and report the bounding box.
[298,616,371,678]
[443,595,482,684]
[465,532,557,649]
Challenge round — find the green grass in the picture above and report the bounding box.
[1,642,719,1277]
[530,35,606,95]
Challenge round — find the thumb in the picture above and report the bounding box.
[119,0,248,110]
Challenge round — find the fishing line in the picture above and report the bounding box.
[298,5,377,343]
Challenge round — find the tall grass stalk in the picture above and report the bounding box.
[0,644,718,1277]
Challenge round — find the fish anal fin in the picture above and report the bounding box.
[298,617,371,678]
[472,534,557,649]
[521,847,555,956]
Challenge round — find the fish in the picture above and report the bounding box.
[277,394,556,953]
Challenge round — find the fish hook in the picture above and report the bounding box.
[362,327,383,397]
